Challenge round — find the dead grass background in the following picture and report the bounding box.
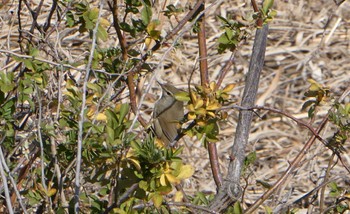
[0,0,349,212]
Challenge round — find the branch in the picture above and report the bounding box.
[196,2,222,188]
[216,53,234,90]
[244,115,329,213]
[244,86,350,213]
[110,0,148,128]
[209,24,269,212]
[74,1,104,212]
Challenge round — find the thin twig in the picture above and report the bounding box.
[43,0,57,32]
[74,1,104,212]
[35,85,50,204]
[245,115,329,213]
[320,153,335,212]
[0,136,14,214]
[167,202,219,214]
[0,145,28,213]
[244,86,350,213]
[216,53,234,90]
[0,49,120,75]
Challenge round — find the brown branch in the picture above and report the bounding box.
[246,106,328,145]
[251,0,263,27]
[216,54,234,90]
[164,0,204,42]
[110,0,147,127]
[244,115,329,213]
[197,3,208,87]
[237,105,350,174]
[244,86,350,213]
[128,0,205,76]
[196,2,222,188]
[43,0,57,32]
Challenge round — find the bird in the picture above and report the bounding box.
[153,82,184,146]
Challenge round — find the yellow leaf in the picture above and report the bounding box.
[207,102,221,111]
[195,108,207,116]
[125,149,141,170]
[145,37,153,49]
[206,111,215,117]
[209,81,217,91]
[47,188,57,197]
[100,18,110,27]
[222,83,235,93]
[154,137,165,147]
[190,92,197,103]
[197,120,206,127]
[187,104,195,111]
[177,165,194,180]
[86,107,95,118]
[174,191,183,202]
[86,95,94,105]
[96,113,107,121]
[194,99,204,109]
[165,173,181,185]
[188,112,196,120]
[307,79,321,91]
[160,174,167,186]
[152,193,163,208]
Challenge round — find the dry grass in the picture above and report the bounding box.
[0,0,349,212]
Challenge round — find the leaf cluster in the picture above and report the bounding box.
[176,82,235,144]
[128,138,194,208]
[302,79,330,118]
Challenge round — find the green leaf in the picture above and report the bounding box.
[0,78,15,93]
[233,201,243,214]
[152,193,163,208]
[141,4,152,25]
[262,0,274,15]
[23,59,34,70]
[66,11,76,27]
[0,97,15,119]
[119,104,129,123]
[174,91,190,102]
[97,24,108,41]
[106,126,115,144]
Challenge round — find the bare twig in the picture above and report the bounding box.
[244,86,350,213]
[320,153,336,212]
[0,49,121,75]
[216,53,234,90]
[0,137,14,214]
[43,0,57,32]
[74,1,104,212]
[35,85,50,205]
[245,116,329,213]
[0,145,28,213]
